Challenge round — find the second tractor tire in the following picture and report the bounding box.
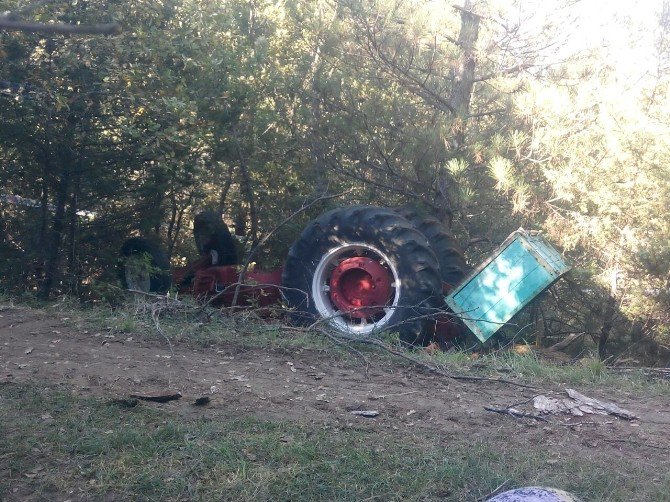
[119,237,172,293]
[193,211,238,266]
[395,207,469,288]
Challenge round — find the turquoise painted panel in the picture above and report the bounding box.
[445,231,570,343]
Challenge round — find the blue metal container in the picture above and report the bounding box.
[444,229,571,343]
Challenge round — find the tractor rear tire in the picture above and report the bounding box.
[193,211,238,266]
[395,207,469,288]
[119,237,171,293]
[282,206,442,346]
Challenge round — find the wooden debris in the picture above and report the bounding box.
[533,389,638,421]
[484,406,549,422]
[129,391,182,403]
[565,389,638,420]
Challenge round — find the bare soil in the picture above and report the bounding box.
[2,303,670,488]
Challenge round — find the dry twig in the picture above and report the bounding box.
[484,406,549,422]
[231,190,350,307]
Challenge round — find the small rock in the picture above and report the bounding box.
[350,410,379,418]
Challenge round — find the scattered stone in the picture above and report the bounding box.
[350,410,380,418]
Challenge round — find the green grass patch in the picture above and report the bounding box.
[419,347,670,395]
[62,296,337,353]
[2,383,669,501]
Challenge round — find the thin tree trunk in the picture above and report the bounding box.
[449,1,480,144]
[172,201,188,253]
[599,267,619,361]
[39,168,70,297]
[38,179,49,260]
[167,192,178,257]
[234,140,258,247]
[534,304,546,347]
[599,294,616,360]
[167,192,192,258]
[66,175,79,293]
[218,163,235,212]
[309,43,329,195]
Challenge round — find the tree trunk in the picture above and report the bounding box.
[167,192,178,257]
[218,163,235,212]
[599,267,619,361]
[234,140,258,247]
[534,303,546,347]
[449,1,480,145]
[599,293,616,361]
[38,179,49,268]
[436,1,481,225]
[39,168,70,297]
[66,178,79,293]
[308,35,329,195]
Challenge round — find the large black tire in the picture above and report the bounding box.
[395,207,469,287]
[282,206,443,345]
[193,211,238,266]
[119,237,171,293]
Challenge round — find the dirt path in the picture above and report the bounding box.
[2,304,670,467]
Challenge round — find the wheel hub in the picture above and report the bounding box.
[329,257,393,318]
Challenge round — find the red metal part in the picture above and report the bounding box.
[191,265,283,308]
[329,257,393,318]
[433,314,462,345]
[172,254,216,294]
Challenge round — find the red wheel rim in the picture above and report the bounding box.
[328,257,393,318]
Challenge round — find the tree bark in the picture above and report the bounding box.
[39,167,70,298]
[449,1,481,143]
[436,1,481,226]
[66,169,80,293]
[599,267,619,361]
[234,140,259,247]
[218,163,235,212]
[38,179,49,260]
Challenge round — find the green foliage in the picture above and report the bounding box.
[1,0,669,361]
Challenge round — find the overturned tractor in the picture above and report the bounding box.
[120,205,569,346]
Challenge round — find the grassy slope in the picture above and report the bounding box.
[1,300,669,501]
[2,383,669,501]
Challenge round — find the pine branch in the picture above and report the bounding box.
[0,19,120,35]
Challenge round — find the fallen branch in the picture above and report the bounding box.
[150,303,175,358]
[484,406,549,422]
[602,438,668,451]
[369,390,419,400]
[287,326,538,389]
[546,332,585,352]
[231,189,350,307]
[129,391,182,403]
[476,480,511,502]
[609,367,670,379]
[356,336,538,389]
[566,388,638,420]
[0,19,120,34]
[320,329,371,377]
